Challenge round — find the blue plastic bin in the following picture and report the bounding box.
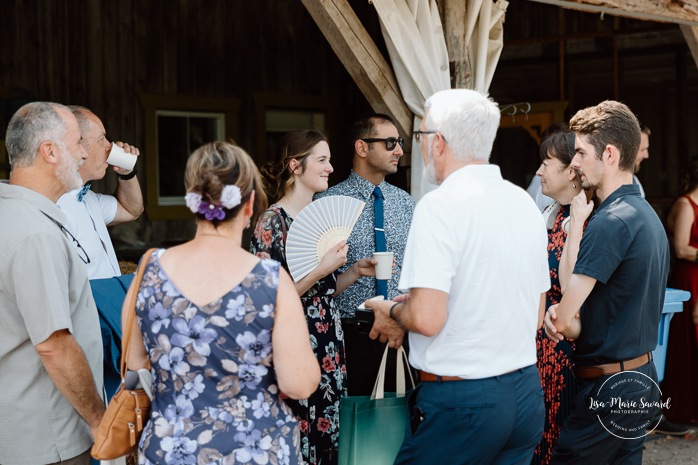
[652,288,690,382]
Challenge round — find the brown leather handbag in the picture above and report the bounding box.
[92,248,156,460]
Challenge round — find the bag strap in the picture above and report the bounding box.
[120,248,157,378]
[371,346,414,400]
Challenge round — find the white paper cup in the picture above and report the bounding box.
[106,142,137,171]
[373,251,393,280]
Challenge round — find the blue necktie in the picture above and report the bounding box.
[77,183,91,202]
[373,186,388,298]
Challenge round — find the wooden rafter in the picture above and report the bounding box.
[681,25,698,67]
[528,0,698,26]
[300,0,413,138]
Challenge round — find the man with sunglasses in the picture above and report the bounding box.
[57,106,143,279]
[0,102,105,465]
[319,113,415,396]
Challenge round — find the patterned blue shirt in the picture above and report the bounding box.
[318,171,415,317]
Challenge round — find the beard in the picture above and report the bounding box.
[55,142,83,191]
[424,138,437,185]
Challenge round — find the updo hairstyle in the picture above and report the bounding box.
[540,131,576,167]
[260,130,328,203]
[185,141,267,226]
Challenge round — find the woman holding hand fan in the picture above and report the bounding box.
[250,130,376,465]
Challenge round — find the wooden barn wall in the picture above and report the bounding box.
[0,0,382,251]
[491,1,698,218]
[2,0,698,251]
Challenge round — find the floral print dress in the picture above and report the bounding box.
[136,249,302,465]
[250,205,347,465]
[533,204,577,465]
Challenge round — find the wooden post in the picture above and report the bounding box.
[299,0,413,138]
[444,0,470,89]
[680,25,698,71]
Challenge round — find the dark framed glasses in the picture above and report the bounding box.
[59,224,91,265]
[361,137,404,151]
[413,130,438,142]
[41,211,91,265]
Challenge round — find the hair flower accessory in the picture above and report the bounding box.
[220,185,242,209]
[184,185,241,221]
[199,202,225,221]
[185,192,202,213]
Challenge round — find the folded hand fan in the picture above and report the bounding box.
[286,195,365,282]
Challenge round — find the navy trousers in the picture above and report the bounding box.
[394,364,544,465]
[551,362,659,465]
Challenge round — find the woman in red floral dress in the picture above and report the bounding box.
[532,131,593,464]
[250,130,375,465]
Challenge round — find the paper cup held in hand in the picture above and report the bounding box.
[106,142,137,171]
[373,251,393,280]
[357,295,384,310]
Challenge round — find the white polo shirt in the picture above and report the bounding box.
[58,188,121,279]
[399,164,550,379]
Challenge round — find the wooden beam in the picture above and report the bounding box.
[680,25,698,70]
[444,0,471,89]
[528,0,698,26]
[300,0,413,138]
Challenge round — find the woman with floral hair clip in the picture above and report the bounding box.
[122,141,320,465]
[251,130,376,465]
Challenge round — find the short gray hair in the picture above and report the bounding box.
[424,89,500,163]
[6,102,69,168]
[68,105,93,136]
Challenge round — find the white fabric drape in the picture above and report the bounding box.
[466,0,508,93]
[373,0,508,200]
[372,0,448,200]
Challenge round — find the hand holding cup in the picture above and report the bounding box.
[107,142,140,174]
[372,251,394,280]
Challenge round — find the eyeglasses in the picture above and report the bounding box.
[414,130,440,142]
[361,137,404,151]
[41,212,91,265]
[60,224,91,265]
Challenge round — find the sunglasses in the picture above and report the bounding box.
[361,137,404,151]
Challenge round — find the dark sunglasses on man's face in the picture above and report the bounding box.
[361,137,404,151]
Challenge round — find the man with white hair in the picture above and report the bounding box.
[0,102,105,465]
[367,89,550,464]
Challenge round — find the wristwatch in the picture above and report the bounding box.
[117,169,137,181]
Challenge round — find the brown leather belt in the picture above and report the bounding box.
[418,370,463,382]
[573,353,653,380]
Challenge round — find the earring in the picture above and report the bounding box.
[246,218,251,229]
[572,182,576,188]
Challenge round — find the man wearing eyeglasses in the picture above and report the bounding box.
[0,102,105,465]
[366,90,549,464]
[318,113,415,396]
[57,106,144,279]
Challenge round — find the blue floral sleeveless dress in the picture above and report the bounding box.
[250,205,347,465]
[135,249,302,465]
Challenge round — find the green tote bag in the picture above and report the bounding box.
[338,346,414,465]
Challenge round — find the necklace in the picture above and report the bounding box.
[277,201,308,219]
[196,234,240,246]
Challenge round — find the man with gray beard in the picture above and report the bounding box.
[0,102,105,465]
[367,90,549,464]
